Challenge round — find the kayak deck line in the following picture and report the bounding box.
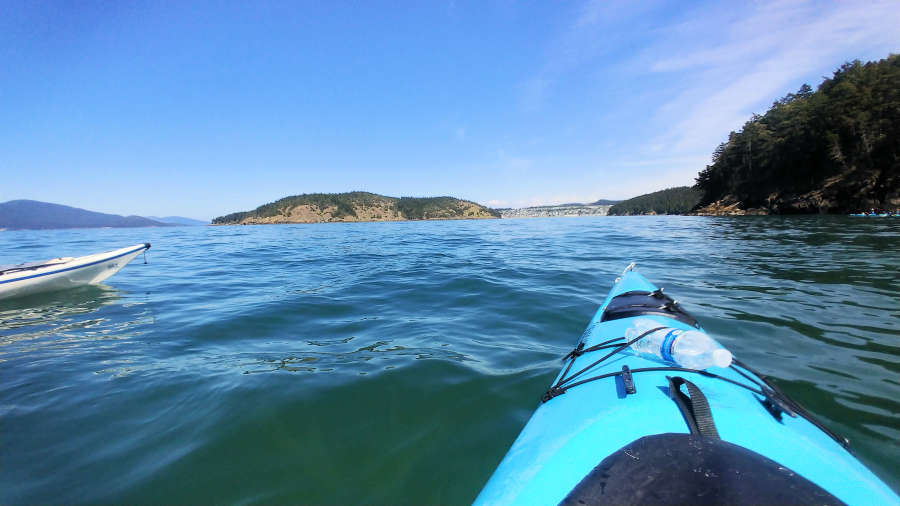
[542,322,852,449]
[0,257,74,275]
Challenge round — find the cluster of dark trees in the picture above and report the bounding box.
[695,54,900,212]
[607,187,701,215]
[396,196,500,219]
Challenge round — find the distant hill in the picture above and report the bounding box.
[0,200,169,230]
[590,199,621,206]
[147,216,209,226]
[212,192,500,224]
[607,187,701,215]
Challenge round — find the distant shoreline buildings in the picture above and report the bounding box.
[497,204,613,218]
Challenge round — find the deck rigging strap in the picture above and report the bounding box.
[544,327,767,402]
[667,376,720,438]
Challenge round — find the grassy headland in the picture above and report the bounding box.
[212,192,500,225]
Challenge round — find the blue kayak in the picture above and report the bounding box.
[476,265,899,505]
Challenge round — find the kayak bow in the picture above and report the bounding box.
[475,265,899,505]
[0,243,150,300]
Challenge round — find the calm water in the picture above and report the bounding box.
[1,217,898,503]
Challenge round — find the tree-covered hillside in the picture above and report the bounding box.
[607,187,701,215]
[396,196,489,220]
[695,54,900,213]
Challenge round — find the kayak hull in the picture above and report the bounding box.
[0,243,149,300]
[475,267,899,505]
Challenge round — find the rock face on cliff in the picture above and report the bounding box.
[212,192,499,225]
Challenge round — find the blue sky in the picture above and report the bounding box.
[2,0,898,220]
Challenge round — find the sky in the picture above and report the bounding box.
[2,0,898,220]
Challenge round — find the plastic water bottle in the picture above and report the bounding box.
[625,318,732,369]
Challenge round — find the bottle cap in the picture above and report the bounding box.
[712,349,733,368]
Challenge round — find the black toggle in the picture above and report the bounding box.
[621,366,636,395]
[541,386,567,403]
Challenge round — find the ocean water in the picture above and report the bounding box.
[1,216,898,503]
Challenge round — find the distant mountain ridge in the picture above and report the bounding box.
[212,191,499,224]
[146,216,209,226]
[0,200,170,230]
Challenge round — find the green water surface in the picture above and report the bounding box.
[1,216,898,503]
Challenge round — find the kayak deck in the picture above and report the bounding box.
[476,267,899,505]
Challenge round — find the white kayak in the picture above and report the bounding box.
[0,243,150,300]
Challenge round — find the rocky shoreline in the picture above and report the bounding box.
[214,214,498,225]
[693,171,900,215]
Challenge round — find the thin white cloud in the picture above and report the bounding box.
[503,0,900,203]
[518,0,660,111]
[648,0,900,155]
[496,149,533,170]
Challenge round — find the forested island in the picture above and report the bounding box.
[212,192,500,225]
[694,54,900,214]
[607,187,700,216]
